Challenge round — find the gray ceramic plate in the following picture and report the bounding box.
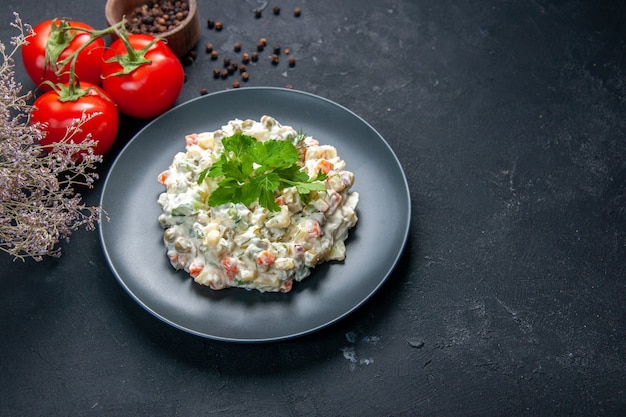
[99,87,410,342]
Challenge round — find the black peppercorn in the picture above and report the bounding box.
[207,19,214,29]
[200,88,208,95]
[270,54,279,65]
[126,0,191,35]
[183,54,194,65]
[241,53,250,64]
[273,6,280,15]
[210,50,219,60]
[255,9,262,18]
[294,8,301,17]
[215,21,223,31]
[205,42,213,53]
[232,79,240,88]
[288,57,296,67]
[234,42,242,52]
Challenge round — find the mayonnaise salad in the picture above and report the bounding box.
[157,116,359,293]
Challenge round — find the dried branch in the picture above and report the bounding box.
[0,13,104,261]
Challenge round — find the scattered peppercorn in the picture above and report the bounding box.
[285,84,293,89]
[183,54,194,65]
[207,19,214,29]
[200,88,208,95]
[201,11,303,89]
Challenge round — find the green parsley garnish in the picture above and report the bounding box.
[197,132,327,211]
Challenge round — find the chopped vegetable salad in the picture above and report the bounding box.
[157,116,359,292]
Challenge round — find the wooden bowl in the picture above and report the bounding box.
[105,0,200,57]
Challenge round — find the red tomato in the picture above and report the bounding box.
[101,34,184,118]
[22,19,105,91]
[30,82,119,155]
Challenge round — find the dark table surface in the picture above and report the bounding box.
[1,0,625,415]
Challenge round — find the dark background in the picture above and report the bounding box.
[1,0,625,415]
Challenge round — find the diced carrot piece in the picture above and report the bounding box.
[189,262,204,278]
[185,133,199,147]
[298,147,307,162]
[275,195,286,206]
[256,250,276,266]
[316,159,334,174]
[158,171,168,185]
[221,257,238,279]
[279,279,293,293]
[307,220,321,238]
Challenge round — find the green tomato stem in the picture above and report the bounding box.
[47,17,148,87]
[103,22,162,76]
[54,19,126,85]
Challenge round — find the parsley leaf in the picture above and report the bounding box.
[197,132,327,211]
